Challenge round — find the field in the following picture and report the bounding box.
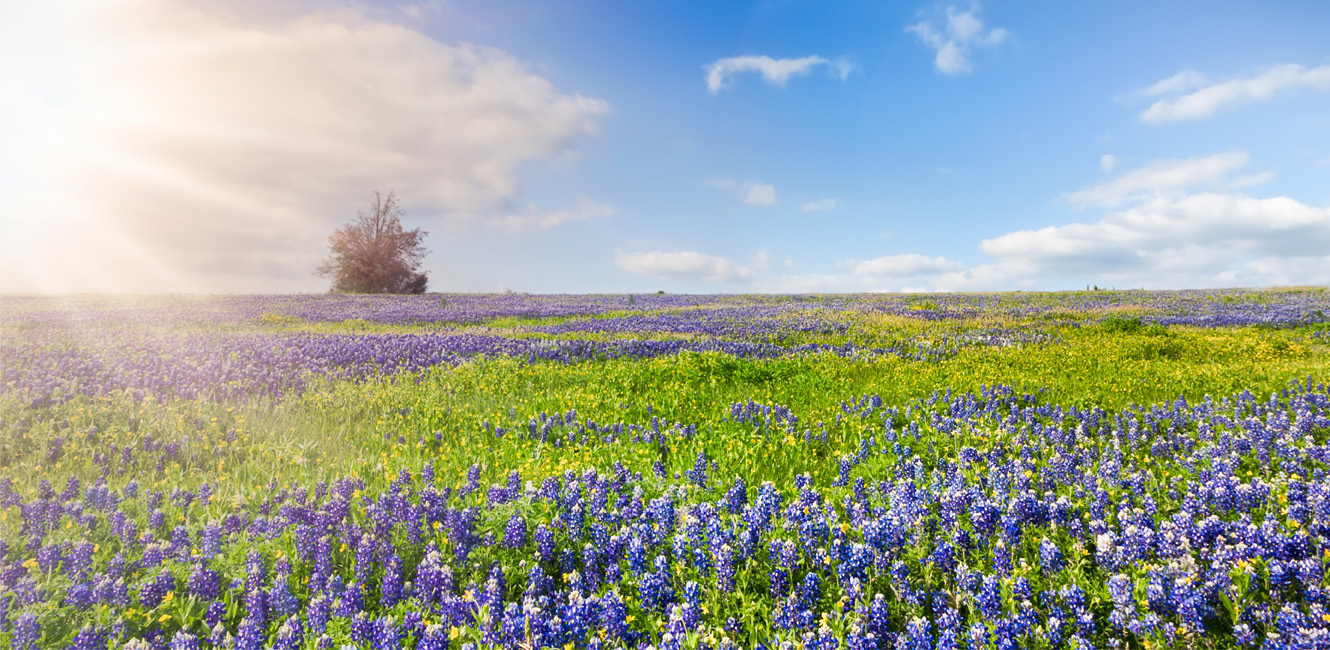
[2,289,1330,650]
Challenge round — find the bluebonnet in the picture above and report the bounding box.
[380,553,404,608]
[504,512,527,548]
[1039,538,1063,572]
[372,616,401,650]
[897,617,931,650]
[69,625,107,650]
[13,612,39,650]
[169,630,199,650]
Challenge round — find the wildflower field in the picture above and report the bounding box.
[3,289,1330,650]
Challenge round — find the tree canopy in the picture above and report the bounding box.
[317,191,429,294]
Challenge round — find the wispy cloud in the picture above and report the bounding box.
[800,198,839,211]
[1135,70,1210,97]
[704,55,853,93]
[1137,64,1330,124]
[907,6,1010,75]
[488,197,617,233]
[744,184,777,205]
[1063,151,1258,207]
[614,250,752,283]
[1099,154,1118,173]
[850,254,965,278]
[709,180,778,206]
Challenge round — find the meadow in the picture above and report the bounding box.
[1,289,1329,650]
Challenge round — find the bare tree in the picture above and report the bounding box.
[317,191,429,294]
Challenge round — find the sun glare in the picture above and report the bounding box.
[2,2,206,293]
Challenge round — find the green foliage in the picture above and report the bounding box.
[256,313,303,327]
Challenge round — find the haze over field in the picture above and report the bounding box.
[3,0,1329,294]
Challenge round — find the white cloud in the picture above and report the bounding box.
[1135,70,1209,97]
[762,153,1330,292]
[0,0,610,292]
[979,193,1330,286]
[1063,151,1255,207]
[703,55,853,93]
[749,250,773,271]
[614,250,752,284]
[850,254,966,278]
[801,198,840,211]
[743,253,969,292]
[907,6,1009,75]
[1138,64,1330,124]
[744,184,777,205]
[709,179,778,206]
[487,197,617,233]
[751,273,855,293]
[1099,154,1118,173]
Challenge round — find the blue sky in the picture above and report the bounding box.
[3,0,1329,293]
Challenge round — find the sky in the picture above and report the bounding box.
[3,0,1329,294]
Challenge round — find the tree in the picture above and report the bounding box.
[317,191,429,294]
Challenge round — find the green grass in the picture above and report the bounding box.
[6,323,1324,500]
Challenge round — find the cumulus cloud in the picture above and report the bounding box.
[0,0,610,292]
[487,197,617,233]
[1063,151,1257,207]
[633,173,1330,293]
[979,193,1330,286]
[764,153,1330,292]
[703,55,853,93]
[1137,64,1330,124]
[614,250,752,284]
[800,198,839,211]
[907,6,1009,75]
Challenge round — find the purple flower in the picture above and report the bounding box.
[351,612,374,646]
[139,569,176,609]
[380,553,404,608]
[1107,573,1134,609]
[13,612,39,650]
[187,565,222,601]
[418,624,448,650]
[273,615,304,650]
[307,594,331,635]
[373,616,401,650]
[716,543,736,593]
[1039,537,1063,572]
[336,580,364,618]
[684,451,709,488]
[69,625,107,650]
[976,575,1001,620]
[169,630,199,650]
[236,616,264,650]
[503,512,527,549]
[535,523,556,560]
[897,617,931,650]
